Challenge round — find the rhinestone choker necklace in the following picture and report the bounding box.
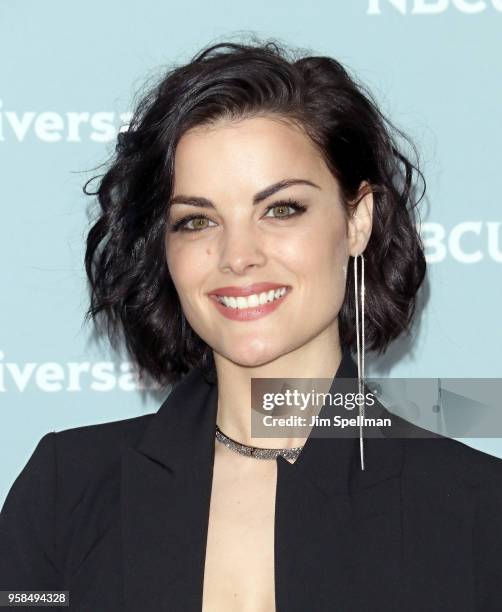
[215,424,304,461]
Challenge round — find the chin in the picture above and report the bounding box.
[221,339,283,369]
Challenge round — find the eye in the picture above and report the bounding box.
[168,198,308,233]
[168,215,217,233]
[263,199,308,219]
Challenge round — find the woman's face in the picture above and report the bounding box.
[165,115,370,368]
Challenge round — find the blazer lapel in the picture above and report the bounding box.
[121,368,218,612]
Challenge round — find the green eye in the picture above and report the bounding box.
[264,200,308,219]
[169,199,308,233]
[267,204,293,218]
[169,215,216,233]
[190,217,210,230]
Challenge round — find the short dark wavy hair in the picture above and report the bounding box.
[83,37,427,387]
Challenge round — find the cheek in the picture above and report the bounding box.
[166,239,198,294]
[279,217,348,279]
[165,239,208,294]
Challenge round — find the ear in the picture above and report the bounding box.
[347,181,374,257]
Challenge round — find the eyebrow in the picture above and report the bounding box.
[168,178,321,209]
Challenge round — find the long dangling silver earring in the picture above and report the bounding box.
[354,252,366,471]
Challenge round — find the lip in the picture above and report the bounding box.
[208,282,290,297]
[208,286,291,321]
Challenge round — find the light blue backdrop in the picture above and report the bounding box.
[1,0,501,506]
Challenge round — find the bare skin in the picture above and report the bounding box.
[202,443,279,612]
[165,115,373,611]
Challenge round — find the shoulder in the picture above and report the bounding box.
[3,413,156,506]
[2,413,157,511]
[45,413,155,492]
[401,427,502,490]
[54,413,154,463]
[398,426,502,545]
[380,407,502,489]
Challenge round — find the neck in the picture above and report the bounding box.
[213,325,343,449]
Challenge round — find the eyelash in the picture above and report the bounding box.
[168,199,308,233]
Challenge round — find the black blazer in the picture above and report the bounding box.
[1,348,502,611]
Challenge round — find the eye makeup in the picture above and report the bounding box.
[167,198,308,233]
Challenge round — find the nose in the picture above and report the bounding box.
[218,224,267,275]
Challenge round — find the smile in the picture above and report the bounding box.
[216,286,288,309]
[209,286,291,321]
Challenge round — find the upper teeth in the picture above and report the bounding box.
[216,287,288,309]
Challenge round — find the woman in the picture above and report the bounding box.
[1,39,501,611]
